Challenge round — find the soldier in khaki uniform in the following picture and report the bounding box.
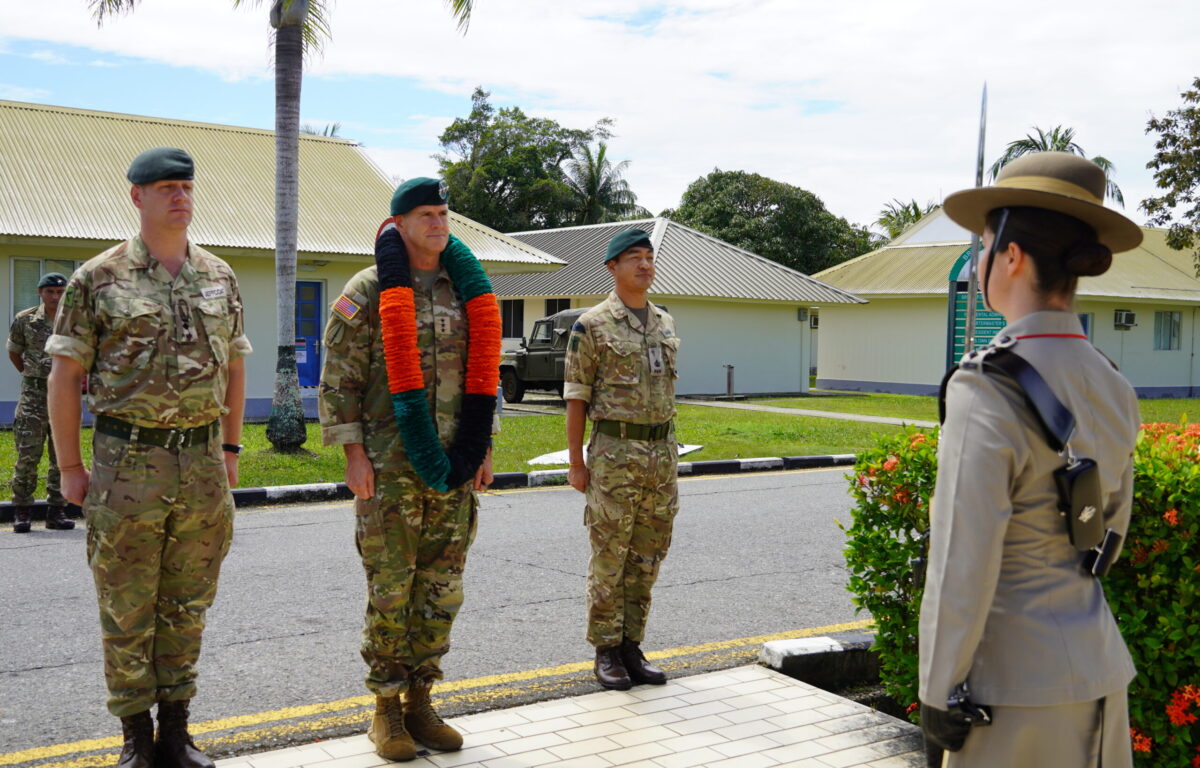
[320,178,495,762]
[47,147,250,768]
[919,153,1143,767]
[564,228,681,690]
[8,272,73,532]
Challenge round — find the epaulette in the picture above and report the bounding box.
[938,335,1075,453]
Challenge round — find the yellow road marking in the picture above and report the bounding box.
[2,619,872,766]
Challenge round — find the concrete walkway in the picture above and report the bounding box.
[676,400,937,430]
[214,666,923,768]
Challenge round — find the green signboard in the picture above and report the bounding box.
[946,247,1006,368]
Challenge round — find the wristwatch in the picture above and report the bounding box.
[222,443,243,455]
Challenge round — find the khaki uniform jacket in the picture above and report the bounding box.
[47,236,251,429]
[919,311,1139,709]
[8,304,54,379]
[563,291,679,424]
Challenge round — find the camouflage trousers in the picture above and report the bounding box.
[84,429,233,717]
[355,467,478,696]
[584,428,678,648]
[11,378,64,507]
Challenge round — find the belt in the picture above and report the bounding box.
[22,376,47,390]
[594,419,673,441]
[95,414,219,451]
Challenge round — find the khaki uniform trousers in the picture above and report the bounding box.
[947,690,1132,768]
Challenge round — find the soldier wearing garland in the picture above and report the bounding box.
[319,177,501,762]
[564,229,681,690]
[47,147,250,768]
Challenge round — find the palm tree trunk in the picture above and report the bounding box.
[265,17,307,451]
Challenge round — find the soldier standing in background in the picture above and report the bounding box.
[319,177,498,762]
[564,228,681,690]
[8,272,73,532]
[47,147,250,768]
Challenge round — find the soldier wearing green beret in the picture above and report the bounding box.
[7,271,72,532]
[47,146,251,768]
[320,176,496,761]
[564,228,681,690]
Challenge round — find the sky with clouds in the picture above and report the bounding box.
[3,0,1197,233]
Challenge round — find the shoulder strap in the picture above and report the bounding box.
[939,345,1075,453]
[981,348,1075,452]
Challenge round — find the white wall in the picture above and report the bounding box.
[816,299,946,394]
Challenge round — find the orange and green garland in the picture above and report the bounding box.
[375,219,501,491]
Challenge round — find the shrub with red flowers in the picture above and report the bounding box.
[842,421,1200,765]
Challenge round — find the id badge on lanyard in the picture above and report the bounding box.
[648,345,665,375]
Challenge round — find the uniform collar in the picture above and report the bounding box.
[603,290,662,332]
[31,303,47,322]
[1000,310,1087,340]
[130,235,206,283]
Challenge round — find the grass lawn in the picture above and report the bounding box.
[751,392,1200,427]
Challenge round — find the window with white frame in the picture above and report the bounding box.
[545,297,571,316]
[1153,311,1182,350]
[501,299,524,338]
[11,258,81,319]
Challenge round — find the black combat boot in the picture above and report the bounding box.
[45,506,75,530]
[12,506,32,533]
[155,700,214,768]
[594,645,633,690]
[116,710,154,768]
[620,638,667,685]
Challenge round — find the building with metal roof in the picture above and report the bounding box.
[496,217,865,395]
[812,208,1200,396]
[0,99,563,423]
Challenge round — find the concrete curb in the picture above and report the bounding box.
[0,452,857,520]
[760,630,880,692]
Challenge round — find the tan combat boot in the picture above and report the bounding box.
[368,695,417,761]
[404,678,462,752]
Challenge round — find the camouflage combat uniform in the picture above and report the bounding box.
[46,236,251,717]
[8,303,66,508]
[564,292,680,648]
[319,265,488,696]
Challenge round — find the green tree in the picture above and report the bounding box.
[1141,76,1200,276]
[667,170,880,274]
[989,125,1124,206]
[563,142,649,224]
[877,199,938,240]
[300,122,342,137]
[436,88,612,232]
[92,0,474,451]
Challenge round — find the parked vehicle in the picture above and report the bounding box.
[499,307,586,403]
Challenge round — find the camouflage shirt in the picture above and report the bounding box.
[46,235,252,429]
[564,291,679,424]
[7,304,55,379]
[319,265,497,473]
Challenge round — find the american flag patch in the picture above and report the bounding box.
[333,294,361,321]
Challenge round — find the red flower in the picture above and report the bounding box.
[1167,686,1200,726]
[1152,539,1170,554]
[893,489,911,504]
[909,433,927,447]
[1130,727,1152,753]
[1164,508,1180,526]
[906,701,919,714]
[883,457,899,471]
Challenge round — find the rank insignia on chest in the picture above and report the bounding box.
[648,345,665,375]
[436,316,451,335]
[333,294,361,321]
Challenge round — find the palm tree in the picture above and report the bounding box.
[91,0,474,451]
[988,125,1124,206]
[877,199,938,240]
[563,142,648,224]
[300,122,342,137]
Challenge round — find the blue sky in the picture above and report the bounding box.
[3,0,1198,229]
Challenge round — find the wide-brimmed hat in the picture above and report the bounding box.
[943,152,1143,253]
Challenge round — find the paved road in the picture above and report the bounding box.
[0,468,862,756]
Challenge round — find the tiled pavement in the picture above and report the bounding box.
[214,666,924,768]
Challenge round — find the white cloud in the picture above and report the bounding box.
[0,83,51,100]
[4,0,1198,224]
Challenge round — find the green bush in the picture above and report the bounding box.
[842,423,1200,767]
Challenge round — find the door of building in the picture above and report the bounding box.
[295,281,323,386]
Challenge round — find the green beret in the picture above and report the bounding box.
[391,177,449,216]
[605,229,653,262]
[127,147,194,185]
[38,272,67,289]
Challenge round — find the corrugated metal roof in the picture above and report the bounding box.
[495,218,864,304]
[814,208,1200,303]
[0,100,563,271]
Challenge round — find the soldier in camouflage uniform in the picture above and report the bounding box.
[46,147,250,768]
[319,177,494,762]
[564,228,681,690]
[8,272,73,532]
